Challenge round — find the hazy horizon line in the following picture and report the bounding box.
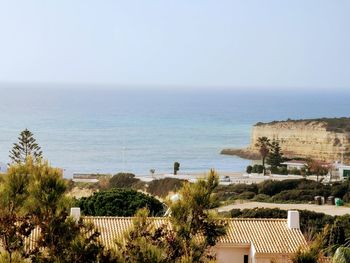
[0,81,349,92]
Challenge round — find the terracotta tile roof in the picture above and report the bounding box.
[221,218,306,254]
[82,217,307,254]
[83,216,169,249]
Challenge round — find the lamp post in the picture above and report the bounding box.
[122,146,126,173]
[340,146,345,165]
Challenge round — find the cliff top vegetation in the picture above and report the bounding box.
[255,117,350,133]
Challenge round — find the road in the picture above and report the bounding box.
[218,201,350,216]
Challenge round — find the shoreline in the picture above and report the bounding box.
[220,148,260,160]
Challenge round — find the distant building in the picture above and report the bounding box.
[334,163,350,179]
[281,160,307,170]
[26,209,307,263]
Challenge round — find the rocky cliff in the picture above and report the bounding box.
[221,118,350,164]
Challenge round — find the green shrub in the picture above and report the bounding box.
[237,191,256,200]
[78,188,164,216]
[215,183,258,201]
[147,178,185,198]
[108,173,141,189]
[289,168,301,175]
[246,165,253,174]
[331,181,350,198]
[252,193,270,202]
[271,189,315,202]
[229,209,242,217]
[291,249,318,263]
[333,247,350,263]
[279,166,288,175]
[252,164,263,174]
[258,179,301,196]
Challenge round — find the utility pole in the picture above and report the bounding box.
[340,146,345,165]
[122,146,126,173]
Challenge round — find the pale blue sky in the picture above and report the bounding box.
[0,0,349,89]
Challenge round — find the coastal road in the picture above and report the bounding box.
[218,201,350,216]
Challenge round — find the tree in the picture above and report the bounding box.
[147,178,185,198]
[246,165,253,174]
[0,158,111,263]
[266,139,284,168]
[333,247,350,263]
[0,161,34,263]
[78,188,164,217]
[23,160,111,263]
[174,162,180,175]
[169,169,226,262]
[9,129,42,164]
[255,137,271,175]
[115,208,172,263]
[116,170,227,263]
[307,159,330,183]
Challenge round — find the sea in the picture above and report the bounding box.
[0,86,349,177]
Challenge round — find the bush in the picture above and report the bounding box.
[78,188,164,216]
[252,194,270,202]
[215,183,258,201]
[251,164,263,174]
[246,165,253,174]
[291,249,318,263]
[229,209,242,218]
[147,178,185,198]
[333,247,350,263]
[279,166,288,175]
[289,168,301,175]
[258,179,301,196]
[108,173,141,189]
[331,181,350,198]
[237,191,256,200]
[269,166,279,174]
[271,189,315,202]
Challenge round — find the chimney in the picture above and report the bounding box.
[70,207,81,222]
[287,210,300,229]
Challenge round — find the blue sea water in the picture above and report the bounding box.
[0,86,349,176]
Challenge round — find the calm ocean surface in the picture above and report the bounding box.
[0,86,349,176]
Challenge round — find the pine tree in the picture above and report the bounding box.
[267,140,284,168]
[9,129,42,164]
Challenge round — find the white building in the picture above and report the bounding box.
[280,160,307,170]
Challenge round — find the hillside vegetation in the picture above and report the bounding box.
[255,117,350,133]
[215,179,350,204]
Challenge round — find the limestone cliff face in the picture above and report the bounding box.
[250,120,350,163]
[222,119,350,163]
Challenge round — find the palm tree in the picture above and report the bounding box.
[255,137,271,175]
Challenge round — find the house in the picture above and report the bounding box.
[334,163,350,179]
[65,209,306,263]
[281,160,307,170]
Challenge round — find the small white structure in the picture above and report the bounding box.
[70,207,81,222]
[281,160,307,170]
[287,210,300,229]
[336,164,350,179]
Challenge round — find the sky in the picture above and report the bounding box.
[0,0,349,90]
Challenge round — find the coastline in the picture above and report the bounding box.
[220,148,259,160]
